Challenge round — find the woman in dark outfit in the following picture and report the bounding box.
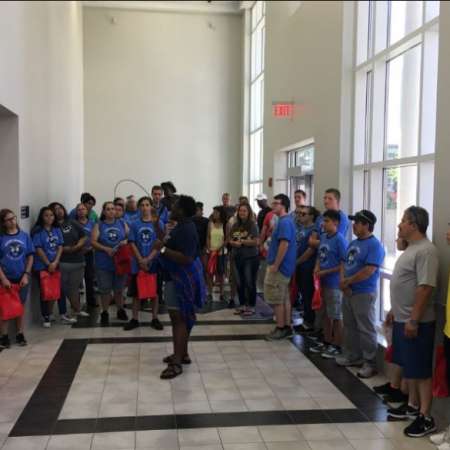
[153,195,206,379]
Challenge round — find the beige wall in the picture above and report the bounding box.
[83,7,243,213]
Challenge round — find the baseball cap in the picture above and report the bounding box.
[348,209,377,225]
[255,193,268,201]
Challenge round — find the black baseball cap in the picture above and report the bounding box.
[348,210,377,225]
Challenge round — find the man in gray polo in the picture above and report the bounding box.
[386,206,438,438]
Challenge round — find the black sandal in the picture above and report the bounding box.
[160,363,183,379]
[163,354,191,365]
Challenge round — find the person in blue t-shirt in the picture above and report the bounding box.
[313,209,348,358]
[264,194,297,341]
[0,209,34,348]
[295,206,320,333]
[31,207,64,327]
[69,193,98,223]
[124,195,140,224]
[151,185,169,225]
[124,196,164,332]
[336,210,385,379]
[92,201,129,326]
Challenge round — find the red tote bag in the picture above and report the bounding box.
[311,275,322,311]
[39,270,61,301]
[0,284,24,320]
[432,344,449,398]
[207,251,218,276]
[114,244,132,275]
[136,271,157,300]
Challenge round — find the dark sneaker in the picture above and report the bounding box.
[283,326,294,338]
[123,319,140,331]
[305,330,323,341]
[387,403,420,420]
[309,342,327,353]
[150,318,164,330]
[383,389,409,404]
[1,335,10,349]
[374,382,395,395]
[100,311,109,326]
[117,308,128,321]
[16,333,27,347]
[321,345,342,359]
[294,323,314,334]
[404,414,436,438]
[265,327,286,341]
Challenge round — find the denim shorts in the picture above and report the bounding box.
[164,281,179,310]
[392,321,435,379]
[96,269,126,295]
[322,287,343,320]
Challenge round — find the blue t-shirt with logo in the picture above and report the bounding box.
[32,227,64,271]
[315,210,350,238]
[95,219,127,271]
[296,224,317,270]
[128,218,163,274]
[344,235,385,294]
[267,215,297,278]
[318,232,348,288]
[124,210,140,225]
[154,204,169,224]
[77,219,95,248]
[0,231,35,280]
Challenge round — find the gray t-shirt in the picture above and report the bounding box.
[59,220,86,264]
[230,222,259,259]
[390,238,438,323]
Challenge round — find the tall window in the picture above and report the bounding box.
[352,1,439,319]
[248,1,265,210]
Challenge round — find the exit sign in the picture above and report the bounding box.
[272,101,295,118]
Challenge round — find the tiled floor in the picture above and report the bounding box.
[0,302,437,449]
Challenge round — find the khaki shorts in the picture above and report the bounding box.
[264,270,290,305]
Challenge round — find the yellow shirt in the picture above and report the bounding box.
[210,224,224,251]
[444,273,450,338]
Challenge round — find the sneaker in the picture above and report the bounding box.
[321,345,342,359]
[265,327,286,341]
[78,311,90,317]
[283,326,294,338]
[294,323,314,334]
[309,342,327,353]
[305,330,323,341]
[150,318,164,330]
[404,414,436,438]
[116,308,128,321]
[16,333,27,346]
[383,388,409,404]
[430,426,450,445]
[387,403,420,420]
[335,356,364,367]
[1,335,11,349]
[124,319,140,331]
[100,311,109,326]
[61,314,77,324]
[357,362,378,378]
[43,321,51,328]
[438,443,450,450]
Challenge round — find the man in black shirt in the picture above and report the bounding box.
[222,193,236,221]
[193,202,209,253]
[255,193,272,231]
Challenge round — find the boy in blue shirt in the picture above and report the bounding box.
[264,194,297,341]
[311,210,347,358]
[336,210,385,379]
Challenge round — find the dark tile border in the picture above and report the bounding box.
[9,334,387,437]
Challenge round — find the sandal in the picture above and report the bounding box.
[162,354,191,365]
[233,308,244,315]
[242,309,255,317]
[160,363,183,379]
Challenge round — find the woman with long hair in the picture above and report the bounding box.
[206,206,227,301]
[0,209,34,348]
[229,204,260,316]
[92,201,129,325]
[31,207,64,327]
[74,203,97,309]
[49,202,88,323]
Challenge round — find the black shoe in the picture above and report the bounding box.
[117,308,128,321]
[123,319,140,331]
[1,335,10,349]
[100,311,109,326]
[150,318,164,330]
[383,389,409,404]
[283,326,294,338]
[305,330,323,341]
[404,414,436,438]
[387,403,420,420]
[16,333,27,347]
[294,323,314,334]
[228,299,236,309]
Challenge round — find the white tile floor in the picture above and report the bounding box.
[0,305,438,449]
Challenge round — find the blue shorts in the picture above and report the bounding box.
[392,321,435,379]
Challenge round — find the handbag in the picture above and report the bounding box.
[39,270,61,301]
[114,244,132,275]
[0,284,24,320]
[432,344,449,398]
[136,271,157,300]
[311,274,322,310]
[207,251,218,276]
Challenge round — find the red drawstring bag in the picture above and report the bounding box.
[137,271,157,300]
[384,345,394,363]
[311,275,322,310]
[207,251,218,276]
[0,284,24,320]
[114,244,132,275]
[432,344,449,398]
[40,271,61,301]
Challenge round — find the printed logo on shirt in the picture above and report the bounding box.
[138,227,154,243]
[346,245,361,268]
[61,224,73,234]
[5,240,24,260]
[47,233,59,250]
[106,228,120,243]
[318,244,330,263]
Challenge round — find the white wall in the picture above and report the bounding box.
[83,7,243,213]
[0,1,84,229]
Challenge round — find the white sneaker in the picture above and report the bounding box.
[357,362,378,378]
[61,314,77,324]
[438,443,450,450]
[43,321,51,328]
[78,311,90,317]
[431,426,450,445]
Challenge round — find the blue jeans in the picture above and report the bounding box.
[233,255,259,307]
